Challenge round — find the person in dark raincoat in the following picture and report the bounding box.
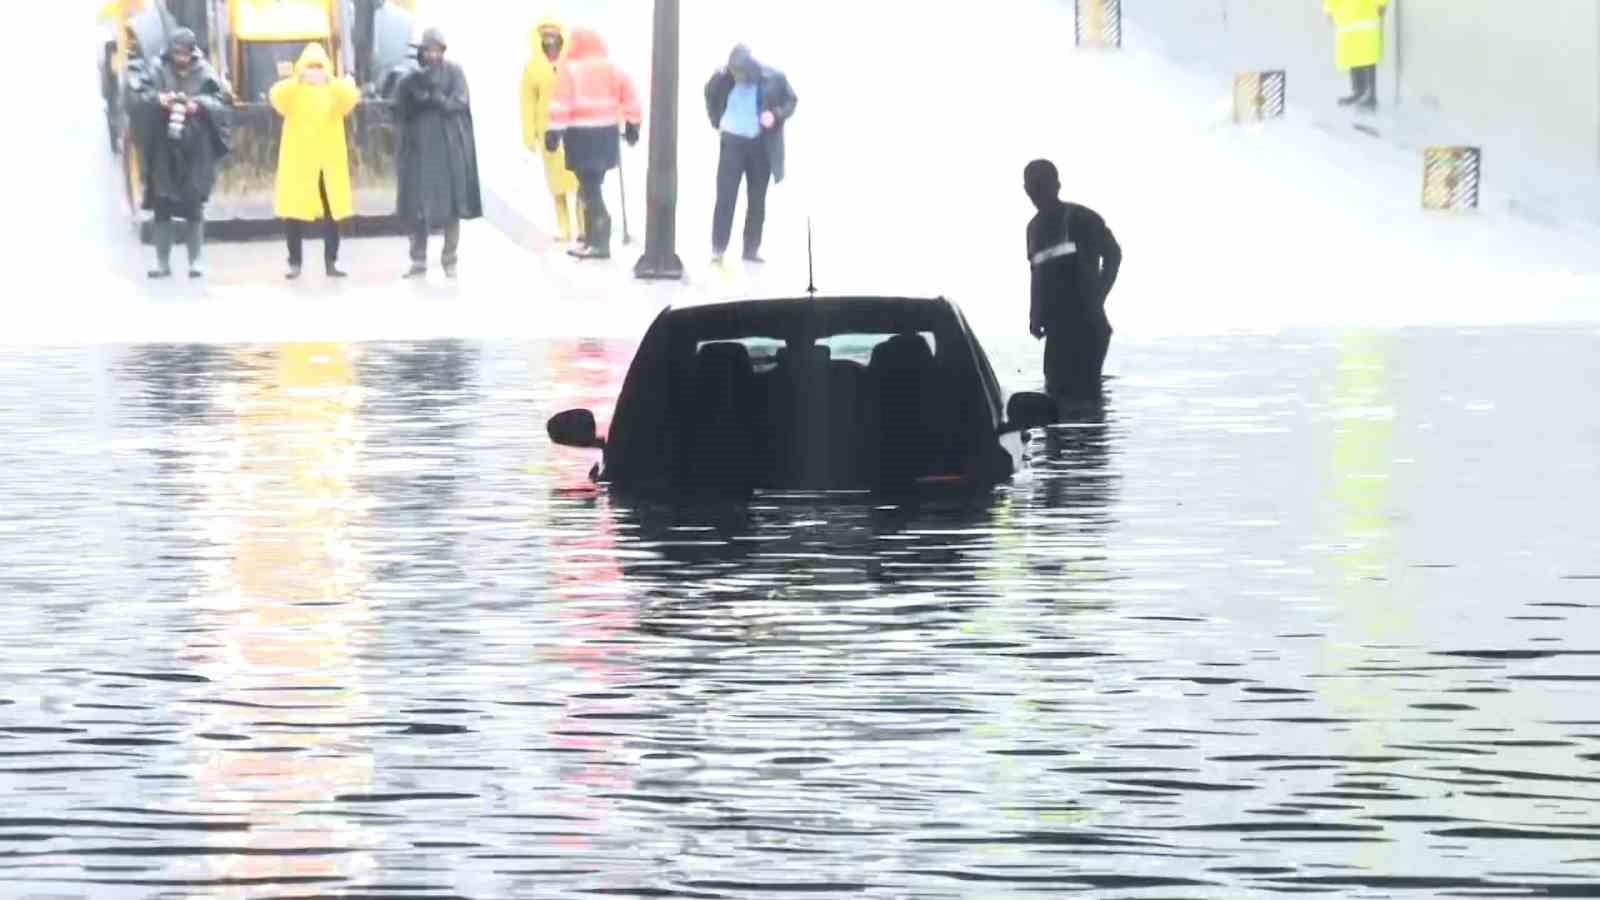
[704,44,797,264]
[130,28,232,279]
[396,28,483,279]
[1024,159,1122,402]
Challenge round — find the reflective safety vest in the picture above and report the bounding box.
[549,28,641,131]
[1325,0,1388,70]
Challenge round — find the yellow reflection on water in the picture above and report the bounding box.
[1322,330,1406,871]
[1325,331,1409,673]
[183,342,377,891]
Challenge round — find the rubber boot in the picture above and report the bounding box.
[554,194,572,242]
[1354,67,1378,112]
[185,218,206,278]
[148,219,174,278]
[1338,69,1361,106]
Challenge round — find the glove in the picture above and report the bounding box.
[623,122,640,146]
[545,130,561,153]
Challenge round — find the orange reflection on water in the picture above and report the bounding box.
[532,337,635,494]
[534,339,640,852]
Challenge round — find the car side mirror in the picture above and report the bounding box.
[547,408,605,449]
[1002,391,1058,434]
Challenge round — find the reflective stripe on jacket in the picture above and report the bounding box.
[1324,0,1387,69]
[548,28,641,131]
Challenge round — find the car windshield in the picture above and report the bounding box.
[609,300,993,490]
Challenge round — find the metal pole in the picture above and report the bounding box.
[633,0,684,280]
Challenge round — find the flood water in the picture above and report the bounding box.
[3,328,1599,898]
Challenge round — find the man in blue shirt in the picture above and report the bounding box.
[704,45,798,264]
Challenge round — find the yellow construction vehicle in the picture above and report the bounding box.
[104,0,426,241]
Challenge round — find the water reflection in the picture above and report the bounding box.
[4,332,1600,897]
[185,342,377,890]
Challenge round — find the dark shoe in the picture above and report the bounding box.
[147,266,172,279]
[568,246,609,260]
[326,264,347,278]
[1337,94,1359,107]
[286,264,302,280]
[187,264,205,279]
[403,264,426,279]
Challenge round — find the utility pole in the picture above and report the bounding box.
[634,0,685,281]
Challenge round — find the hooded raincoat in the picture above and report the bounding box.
[521,17,578,195]
[133,47,233,217]
[395,31,484,222]
[548,28,641,174]
[1325,0,1388,70]
[705,47,798,184]
[270,43,360,221]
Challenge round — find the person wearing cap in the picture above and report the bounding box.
[704,44,796,264]
[544,27,641,261]
[271,43,359,279]
[396,28,483,278]
[131,27,232,279]
[522,16,584,244]
[1024,158,1122,403]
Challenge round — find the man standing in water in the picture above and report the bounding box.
[1024,159,1121,402]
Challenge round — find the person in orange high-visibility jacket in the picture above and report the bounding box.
[521,16,585,244]
[1325,0,1388,111]
[545,27,642,260]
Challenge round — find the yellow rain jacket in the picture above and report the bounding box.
[521,17,579,195]
[269,43,359,221]
[1325,0,1388,70]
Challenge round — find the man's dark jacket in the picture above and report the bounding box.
[1027,201,1121,335]
[396,61,483,222]
[704,63,797,183]
[131,51,233,216]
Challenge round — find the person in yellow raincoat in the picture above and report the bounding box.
[521,16,584,243]
[270,43,359,279]
[1325,0,1388,111]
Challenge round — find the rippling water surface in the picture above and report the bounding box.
[3,329,1599,898]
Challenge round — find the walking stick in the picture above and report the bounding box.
[617,147,633,245]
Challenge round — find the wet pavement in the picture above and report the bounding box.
[3,327,1599,898]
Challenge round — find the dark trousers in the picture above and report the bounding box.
[1349,65,1377,101]
[286,175,340,267]
[712,133,771,255]
[1044,318,1112,400]
[409,214,461,267]
[576,168,611,253]
[152,204,205,266]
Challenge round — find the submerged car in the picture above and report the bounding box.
[547,296,1059,494]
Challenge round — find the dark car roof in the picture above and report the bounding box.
[658,296,965,340]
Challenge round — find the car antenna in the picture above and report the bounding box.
[806,217,817,298]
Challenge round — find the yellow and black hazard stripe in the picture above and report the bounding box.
[1423,146,1482,211]
[1076,0,1123,49]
